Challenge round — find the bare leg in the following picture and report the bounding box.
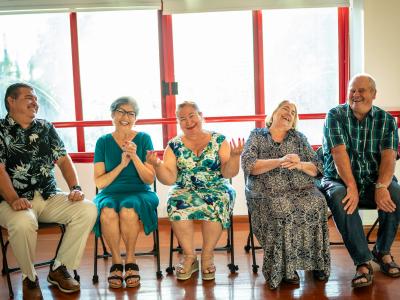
[201,221,222,274]
[171,220,196,273]
[119,208,141,286]
[100,207,122,286]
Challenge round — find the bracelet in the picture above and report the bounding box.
[375,182,387,189]
[70,185,82,191]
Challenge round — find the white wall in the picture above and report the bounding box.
[364,0,400,109]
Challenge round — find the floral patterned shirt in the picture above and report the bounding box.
[0,115,67,202]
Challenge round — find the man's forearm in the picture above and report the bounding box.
[376,149,396,187]
[331,145,358,188]
[0,165,20,204]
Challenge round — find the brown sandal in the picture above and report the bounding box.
[176,254,199,280]
[372,249,400,278]
[351,263,373,288]
[201,254,216,281]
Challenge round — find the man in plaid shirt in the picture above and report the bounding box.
[320,74,400,288]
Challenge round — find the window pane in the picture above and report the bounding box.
[85,125,163,152]
[263,8,338,114]
[78,10,161,121]
[0,13,74,121]
[173,11,254,118]
[297,119,325,146]
[56,128,78,152]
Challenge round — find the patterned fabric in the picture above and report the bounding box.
[241,127,330,289]
[93,132,159,237]
[0,115,67,202]
[167,132,235,228]
[323,104,398,192]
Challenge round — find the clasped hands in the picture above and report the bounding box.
[280,153,301,170]
[121,141,137,167]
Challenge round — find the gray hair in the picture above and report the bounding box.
[110,96,139,116]
[176,100,201,116]
[349,73,377,92]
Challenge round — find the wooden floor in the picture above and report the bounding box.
[1,219,400,300]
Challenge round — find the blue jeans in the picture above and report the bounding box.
[320,178,400,266]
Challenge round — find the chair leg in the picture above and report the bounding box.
[100,236,111,257]
[92,236,99,284]
[155,228,163,278]
[227,215,238,273]
[248,213,259,273]
[52,224,66,261]
[0,230,14,298]
[366,218,379,244]
[166,227,175,275]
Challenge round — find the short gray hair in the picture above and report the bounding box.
[349,73,377,92]
[110,96,139,116]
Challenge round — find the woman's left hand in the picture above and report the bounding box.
[230,138,245,157]
[280,153,301,170]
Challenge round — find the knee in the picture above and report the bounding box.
[326,186,347,211]
[119,208,138,222]
[8,213,38,236]
[80,200,97,223]
[100,207,118,224]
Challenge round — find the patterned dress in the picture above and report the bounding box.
[241,127,330,289]
[167,132,235,228]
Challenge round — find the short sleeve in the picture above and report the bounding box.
[0,130,6,164]
[94,136,106,163]
[48,123,67,161]
[323,109,346,150]
[139,132,154,161]
[381,116,399,151]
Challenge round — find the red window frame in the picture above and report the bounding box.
[56,8,399,163]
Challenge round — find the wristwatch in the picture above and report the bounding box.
[70,185,82,191]
[375,182,387,189]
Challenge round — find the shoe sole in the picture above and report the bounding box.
[351,275,374,288]
[176,261,199,281]
[202,272,215,281]
[47,276,80,293]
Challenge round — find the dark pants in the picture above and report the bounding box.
[319,179,400,266]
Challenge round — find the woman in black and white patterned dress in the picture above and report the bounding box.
[241,100,330,289]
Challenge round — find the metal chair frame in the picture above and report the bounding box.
[1,222,79,299]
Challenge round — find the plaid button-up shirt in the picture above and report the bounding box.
[322,104,398,193]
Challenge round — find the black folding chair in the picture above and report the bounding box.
[1,223,79,299]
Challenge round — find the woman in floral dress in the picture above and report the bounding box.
[147,101,243,281]
[241,100,330,289]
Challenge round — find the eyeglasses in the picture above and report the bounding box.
[115,108,136,118]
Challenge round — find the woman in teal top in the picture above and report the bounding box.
[147,101,244,281]
[93,97,158,289]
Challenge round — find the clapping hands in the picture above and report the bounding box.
[146,150,161,167]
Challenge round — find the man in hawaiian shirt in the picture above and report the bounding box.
[0,83,97,299]
[320,74,400,288]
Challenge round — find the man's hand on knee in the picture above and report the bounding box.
[9,197,32,211]
[342,185,359,214]
[68,190,85,202]
[375,188,396,213]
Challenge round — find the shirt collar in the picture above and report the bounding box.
[5,114,37,129]
[345,103,375,120]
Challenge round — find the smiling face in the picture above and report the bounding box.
[8,87,39,126]
[112,103,137,131]
[177,104,203,135]
[348,75,376,120]
[270,101,297,130]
